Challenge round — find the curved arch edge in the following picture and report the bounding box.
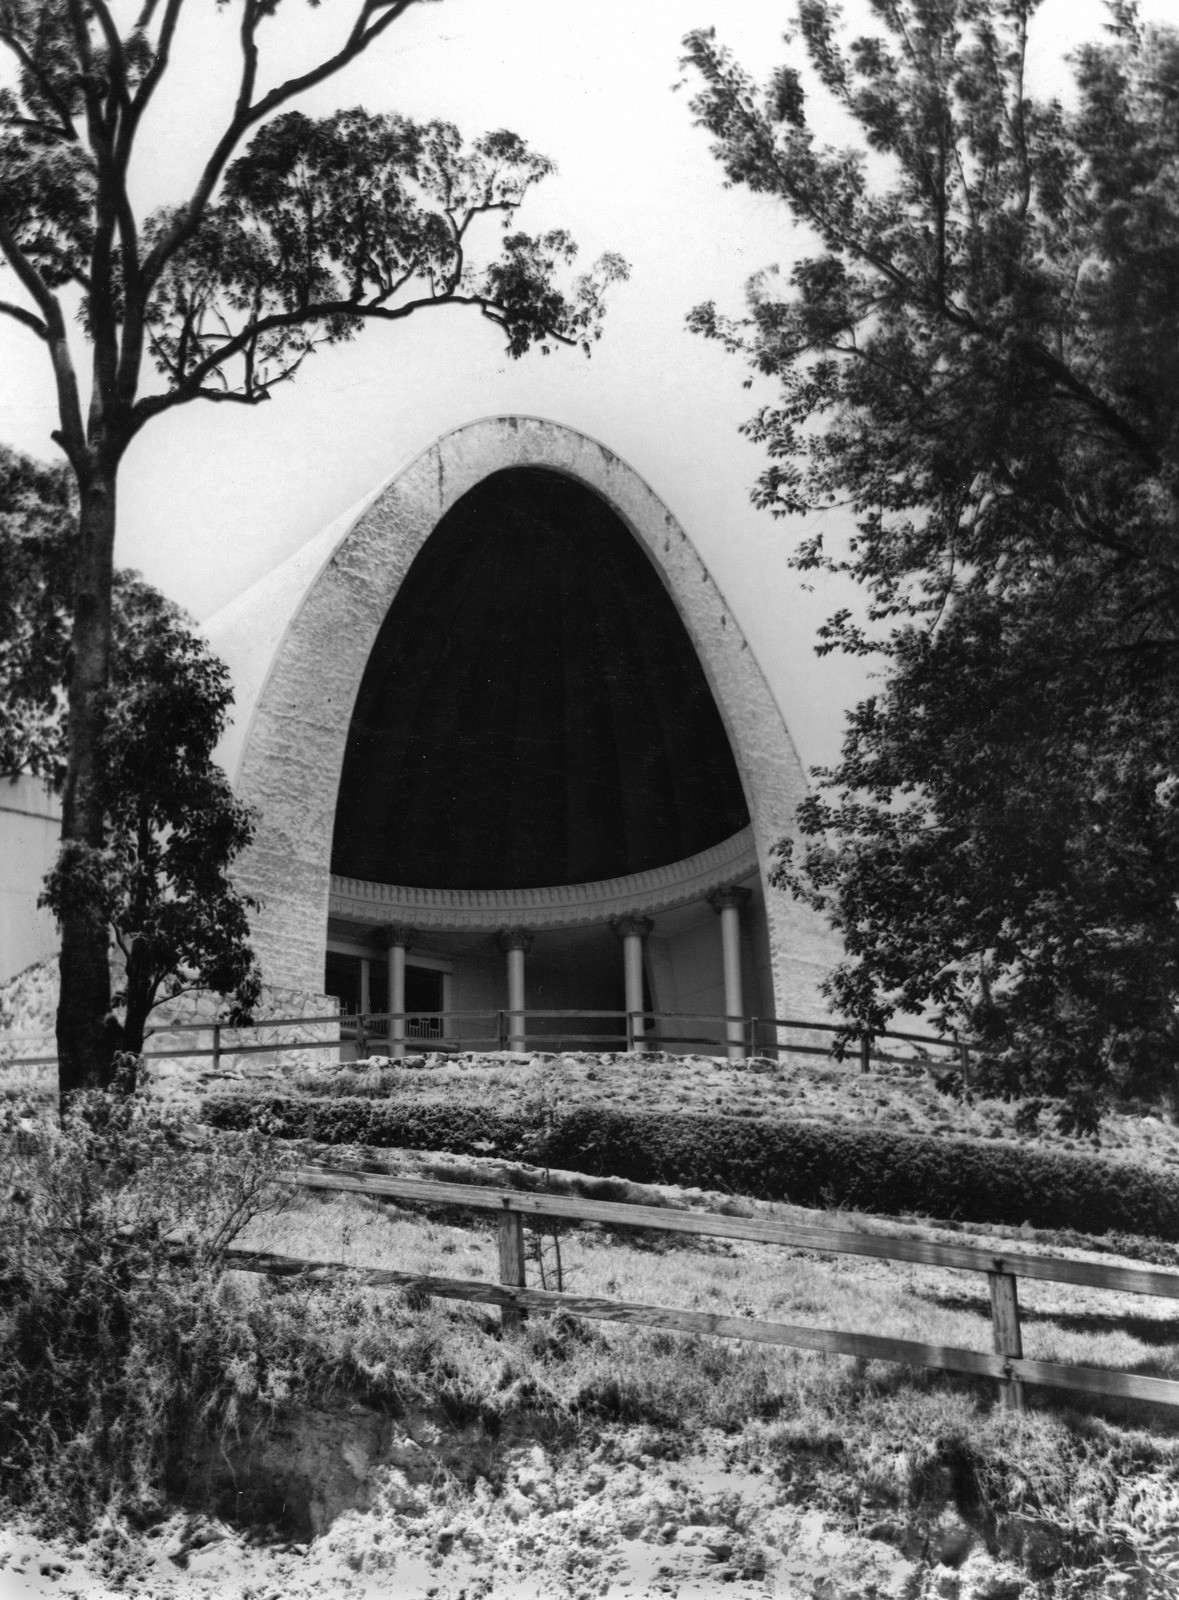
[227,415,840,1019]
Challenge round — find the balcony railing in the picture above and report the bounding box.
[0,1010,967,1074]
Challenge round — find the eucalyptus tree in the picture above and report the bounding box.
[683,2,1179,1117]
[0,0,626,1096]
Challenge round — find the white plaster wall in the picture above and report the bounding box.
[646,913,726,1055]
[219,417,842,1018]
[445,951,503,1047]
[0,775,62,987]
[643,884,775,1055]
[410,931,625,1049]
[746,879,780,1055]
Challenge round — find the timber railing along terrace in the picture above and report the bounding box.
[223,1164,1179,1417]
[1,1009,965,1073]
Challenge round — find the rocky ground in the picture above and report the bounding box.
[0,1413,1035,1600]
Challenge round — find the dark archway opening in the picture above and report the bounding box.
[331,467,749,890]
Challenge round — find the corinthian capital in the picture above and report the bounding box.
[707,885,752,915]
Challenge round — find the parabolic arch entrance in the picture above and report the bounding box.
[210,417,836,1051]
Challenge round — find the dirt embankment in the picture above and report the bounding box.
[1,1406,1038,1600]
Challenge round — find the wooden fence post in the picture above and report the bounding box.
[988,1266,1025,1414]
[497,1009,507,1052]
[498,1200,526,1334]
[355,1012,367,1061]
[212,1023,221,1073]
[958,1034,971,1090]
[749,1017,759,1057]
[859,1032,871,1074]
[625,1011,635,1053]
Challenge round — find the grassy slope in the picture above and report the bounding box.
[8,1050,1179,1595]
[198,1163,1179,1594]
[289,1051,1179,1174]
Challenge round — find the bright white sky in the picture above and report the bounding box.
[0,0,1167,771]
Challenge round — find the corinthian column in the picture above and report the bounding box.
[496,928,534,1053]
[707,886,752,1062]
[379,925,415,1059]
[611,915,654,1051]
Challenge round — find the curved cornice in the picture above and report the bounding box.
[329,826,759,933]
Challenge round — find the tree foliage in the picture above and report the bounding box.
[684,1,1179,1114]
[1,447,261,1077]
[0,0,626,1096]
[0,4,626,437]
[0,446,74,783]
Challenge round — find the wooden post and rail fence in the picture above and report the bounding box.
[224,1164,1179,1418]
[0,1009,964,1074]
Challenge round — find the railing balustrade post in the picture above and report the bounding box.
[497,1199,526,1333]
[626,1010,635,1053]
[212,1023,221,1073]
[749,1017,758,1057]
[356,1012,367,1061]
[988,1266,1025,1414]
[497,1009,507,1052]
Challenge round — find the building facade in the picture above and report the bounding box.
[206,416,840,1056]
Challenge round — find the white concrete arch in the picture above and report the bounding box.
[215,415,838,1017]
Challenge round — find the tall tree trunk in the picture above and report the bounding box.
[56,468,119,1101]
[119,935,156,1093]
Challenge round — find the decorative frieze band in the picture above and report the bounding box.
[329,825,759,932]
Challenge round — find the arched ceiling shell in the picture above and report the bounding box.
[331,467,750,890]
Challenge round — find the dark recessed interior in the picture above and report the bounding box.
[331,467,749,889]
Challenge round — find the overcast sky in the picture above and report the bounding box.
[0,0,1166,772]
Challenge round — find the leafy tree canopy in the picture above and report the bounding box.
[1,445,261,1076]
[0,6,626,441]
[684,1,1179,1119]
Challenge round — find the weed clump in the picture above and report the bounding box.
[0,1093,290,1532]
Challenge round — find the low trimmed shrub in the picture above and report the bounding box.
[203,1093,1179,1240]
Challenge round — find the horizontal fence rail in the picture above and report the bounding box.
[1,1009,963,1073]
[221,1165,1179,1415]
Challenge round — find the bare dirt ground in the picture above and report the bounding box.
[0,1417,1018,1600]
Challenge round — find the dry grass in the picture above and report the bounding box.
[218,1180,1179,1587]
[240,1183,1179,1395]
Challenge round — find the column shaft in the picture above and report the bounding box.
[708,887,751,1063]
[388,941,406,1059]
[497,929,534,1053]
[720,904,743,1060]
[623,934,644,1029]
[507,946,526,1052]
[612,916,653,1052]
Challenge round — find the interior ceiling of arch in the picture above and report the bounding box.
[331,466,750,891]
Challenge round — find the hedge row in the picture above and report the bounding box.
[203,1095,1179,1241]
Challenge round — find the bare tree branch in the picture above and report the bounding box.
[140,0,421,288]
[129,287,575,435]
[0,297,48,339]
[120,0,185,167]
[0,19,79,141]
